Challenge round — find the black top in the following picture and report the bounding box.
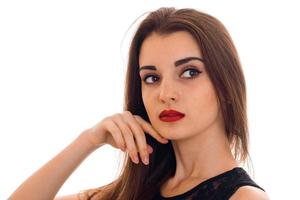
[155,167,265,200]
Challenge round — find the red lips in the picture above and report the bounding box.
[159,109,185,122]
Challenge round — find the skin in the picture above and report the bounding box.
[9,30,268,200]
[139,31,269,199]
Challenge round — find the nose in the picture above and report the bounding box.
[159,78,179,104]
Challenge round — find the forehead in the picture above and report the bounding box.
[139,31,203,66]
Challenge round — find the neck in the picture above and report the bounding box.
[170,125,238,182]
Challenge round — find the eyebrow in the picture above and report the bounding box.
[139,56,205,72]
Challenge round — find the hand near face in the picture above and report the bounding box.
[84,111,169,165]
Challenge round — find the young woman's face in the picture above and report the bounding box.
[138,31,224,141]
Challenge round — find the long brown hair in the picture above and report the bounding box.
[82,7,250,200]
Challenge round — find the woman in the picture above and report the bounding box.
[9,7,269,200]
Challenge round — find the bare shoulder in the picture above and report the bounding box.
[54,184,109,200]
[229,186,270,200]
[54,193,81,200]
[54,188,98,200]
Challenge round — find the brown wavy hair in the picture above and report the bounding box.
[81,6,250,200]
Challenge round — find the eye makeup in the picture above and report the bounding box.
[141,65,202,85]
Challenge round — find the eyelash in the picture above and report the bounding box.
[142,66,202,85]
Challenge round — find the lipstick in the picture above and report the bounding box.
[159,109,185,122]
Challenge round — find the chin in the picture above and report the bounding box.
[153,120,189,139]
[157,129,188,140]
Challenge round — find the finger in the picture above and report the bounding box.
[147,144,153,154]
[134,115,169,144]
[113,114,139,164]
[122,111,149,165]
[104,120,126,151]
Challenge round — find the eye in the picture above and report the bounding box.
[143,74,159,84]
[142,67,202,85]
[181,68,201,79]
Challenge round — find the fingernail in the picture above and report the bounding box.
[133,155,139,164]
[143,156,149,165]
[162,139,169,143]
[149,147,153,154]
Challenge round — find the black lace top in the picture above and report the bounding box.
[154,167,265,200]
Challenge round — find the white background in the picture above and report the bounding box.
[1,0,299,199]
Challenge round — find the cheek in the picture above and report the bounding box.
[142,89,163,127]
[205,88,219,110]
[190,85,220,124]
[142,91,154,116]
